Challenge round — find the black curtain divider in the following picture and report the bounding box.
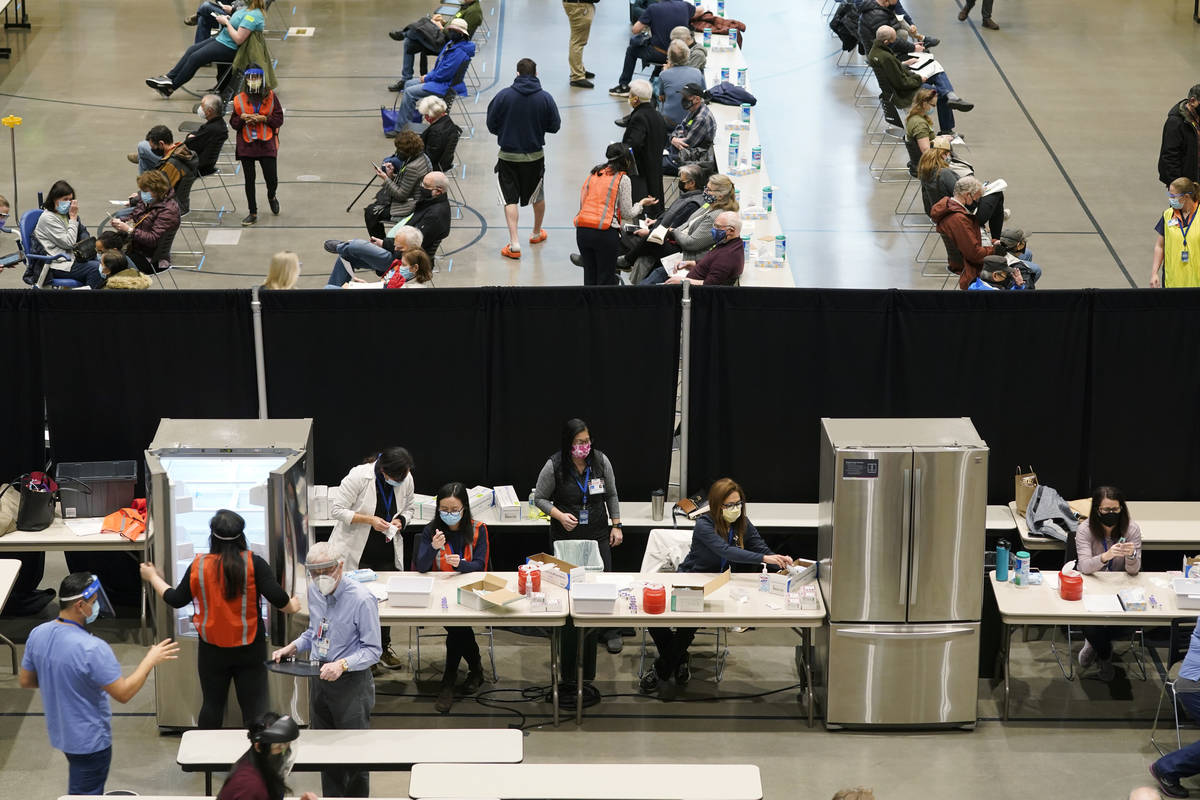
[484,287,681,501]
[0,291,45,481]
[687,288,894,502]
[259,289,492,492]
[1086,289,1200,499]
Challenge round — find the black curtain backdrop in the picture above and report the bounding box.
[0,292,45,480]
[687,288,894,502]
[485,287,681,500]
[260,289,492,492]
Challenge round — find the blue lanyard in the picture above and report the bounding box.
[1181,210,1197,252]
[574,466,591,503]
[56,617,87,632]
[376,475,395,520]
[719,529,736,572]
[1103,535,1113,571]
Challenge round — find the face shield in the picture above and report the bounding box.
[60,575,116,621]
[305,556,343,596]
[244,69,264,94]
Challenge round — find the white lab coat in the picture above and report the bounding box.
[327,462,414,570]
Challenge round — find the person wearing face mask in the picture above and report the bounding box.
[1074,486,1142,682]
[572,142,658,285]
[230,65,283,226]
[380,248,434,288]
[217,712,317,800]
[634,174,737,283]
[1151,177,1200,288]
[615,164,704,282]
[390,0,483,87]
[327,447,415,670]
[323,225,424,287]
[108,170,181,274]
[1159,86,1200,189]
[621,79,668,205]
[658,211,744,286]
[185,94,231,178]
[930,176,1005,289]
[273,543,380,798]
[147,0,266,97]
[414,482,490,713]
[27,179,105,288]
[417,96,462,173]
[996,227,1041,286]
[641,478,792,697]
[141,510,301,728]
[19,572,180,795]
[389,17,476,128]
[662,84,715,175]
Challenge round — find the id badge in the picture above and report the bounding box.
[1184,250,1191,263]
[588,478,605,494]
[579,507,590,525]
[315,636,331,659]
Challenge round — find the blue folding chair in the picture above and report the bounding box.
[19,209,81,288]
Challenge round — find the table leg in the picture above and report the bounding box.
[0,632,15,674]
[576,629,584,726]
[1002,622,1012,722]
[550,628,559,728]
[803,628,814,728]
[205,771,212,795]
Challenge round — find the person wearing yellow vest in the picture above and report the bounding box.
[140,509,300,728]
[414,482,490,714]
[1151,177,1200,287]
[573,142,658,285]
[230,65,283,227]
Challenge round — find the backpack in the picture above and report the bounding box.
[573,170,624,230]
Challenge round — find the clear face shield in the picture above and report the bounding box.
[244,69,264,94]
[60,575,116,622]
[305,557,342,596]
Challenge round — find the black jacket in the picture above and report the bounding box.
[623,102,668,204]
[421,114,462,173]
[660,188,703,230]
[185,117,230,177]
[1159,100,1200,186]
[856,0,915,55]
[407,192,452,257]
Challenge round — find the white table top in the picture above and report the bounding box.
[0,558,20,608]
[990,570,1200,625]
[299,571,570,627]
[178,728,522,770]
[569,571,824,628]
[1009,500,1200,550]
[0,516,148,551]
[408,763,763,800]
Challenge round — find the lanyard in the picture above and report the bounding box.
[1103,535,1113,571]
[1181,209,1197,252]
[376,475,395,520]
[574,466,591,503]
[56,617,87,632]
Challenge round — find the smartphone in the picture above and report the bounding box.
[370,161,381,173]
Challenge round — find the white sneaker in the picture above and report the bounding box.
[1079,640,1097,668]
[1097,659,1116,682]
[1003,208,1011,220]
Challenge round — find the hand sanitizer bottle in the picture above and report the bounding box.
[759,563,770,593]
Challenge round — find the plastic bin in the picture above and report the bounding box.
[57,461,136,519]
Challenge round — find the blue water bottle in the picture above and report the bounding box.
[995,539,1009,582]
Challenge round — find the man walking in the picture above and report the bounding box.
[957,0,999,30]
[1158,85,1200,188]
[562,0,598,88]
[486,58,561,259]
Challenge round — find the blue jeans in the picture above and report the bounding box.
[398,78,434,130]
[47,259,104,289]
[1155,690,1200,780]
[1018,247,1042,284]
[325,239,395,286]
[166,36,235,90]
[136,140,159,174]
[640,265,670,285]
[923,72,956,134]
[401,28,440,83]
[194,2,226,44]
[65,745,112,795]
[618,35,666,85]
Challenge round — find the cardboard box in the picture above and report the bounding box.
[409,493,436,521]
[467,486,494,516]
[308,485,329,520]
[527,553,586,589]
[494,485,522,522]
[457,573,521,610]
[670,570,731,611]
[387,575,433,607]
[1185,555,1200,579]
[572,582,617,614]
[1175,578,1200,609]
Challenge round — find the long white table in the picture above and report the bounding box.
[990,570,1199,719]
[408,763,763,800]
[0,558,20,672]
[1009,500,1200,550]
[178,728,523,794]
[568,571,825,726]
[0,516,148,551]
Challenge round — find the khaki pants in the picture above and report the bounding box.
[563,1,595,81]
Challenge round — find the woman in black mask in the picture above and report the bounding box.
[230,64,284,226]
[217,712,315,800]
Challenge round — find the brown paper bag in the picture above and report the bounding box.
[1014,466,1038,516]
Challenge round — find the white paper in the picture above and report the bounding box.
[647,226,668,245]
[343,280,384,290]
[982,178,1008,197]
[907,56,944,81]
[66,518,105,536]
[661,252,684,273]
[1082,594,1124,613]
[368,584,388,602]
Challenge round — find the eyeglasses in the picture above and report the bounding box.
[1169,193,1184,200]
[721,501,743,510]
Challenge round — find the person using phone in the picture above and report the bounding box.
[1074,485,1142,681]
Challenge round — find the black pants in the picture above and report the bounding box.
[648,627,698,678]
[576,226,620,286]
[1082,624,1120,660]
[551,526,617,680]
[196,638,269,729]
[977,191,1005,239]
[443,626,481,684]
[364,203,392,239]
[239,156,278,215]
[310,668,374,797]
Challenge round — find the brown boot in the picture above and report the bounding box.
[982,17,1000,29]
[435,682,454,714]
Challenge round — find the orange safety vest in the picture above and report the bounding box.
[434,520,488,571]
[190,552,258,647]
[573,170,624,230]
[233,92,277,145]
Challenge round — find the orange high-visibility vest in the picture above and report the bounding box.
[434,520,488,571]
[233,92,277,145]
[190,551,258,646]
[573,170,624,230]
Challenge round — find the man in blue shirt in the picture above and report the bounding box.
[19,572,180,795]
[273,542,381,798]
[609,0,694,97]
[1151,625,1200,797]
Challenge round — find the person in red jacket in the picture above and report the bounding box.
[109,170,180,273]
[929,176,1001,289]
[217,712,317,800]
[230,65,284,226]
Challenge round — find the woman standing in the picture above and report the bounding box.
[327,447,414,670]
[230,65,283,227]
[140,510,300,728]
[109,171,181,274]
[641,478,792,696]
[573,143,658,286]
[1151,177,1200,288]
[217,712,316,800]
[414,482,489,714]
[1074,486,1141,681]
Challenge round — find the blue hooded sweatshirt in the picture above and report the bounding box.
[424,39,476,96]
[486,74,562,154]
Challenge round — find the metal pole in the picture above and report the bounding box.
[250,286,269,419]
[679,282,692,498]
[3,115,22,219]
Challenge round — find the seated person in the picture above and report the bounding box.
[324,225,424,287]
[147,0,265,97]
[185,94,230,176]
[94,230,136,272]
[669,25,706,70]
[657,42,704,127]
[98,249,151,290]
[262,250,301,290]
[108,171,181,274]
[184,2,240,44]
[414,482,489,714]
[930,176,999,290]
[29,180,104,289]
[1150,624,1200,798]
[406,171,452,257]
[904,88,937,154]
[364,131,432,239]
[965,261,1031,291]
[1074,486,1141,682]
[619,164,704,277]
[857,0,938,56]
[869,26,971,137]
[390,0,483,85]
[390,17,475,132]
[641,211,744,286]
[418,96,462,173]
[381,248,434,288]
[128,127,200,213]
[628,173,737,282]
[663,83,715,175]
[608,0,694,96]
[640,478,792,696]
[997,227,1042,285]
[129,125,176,175]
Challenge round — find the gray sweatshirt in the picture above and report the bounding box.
[534,451,620,521]
[34,211,80,258]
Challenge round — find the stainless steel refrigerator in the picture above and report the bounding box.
[144,418,314,729]
[816,418,987,728]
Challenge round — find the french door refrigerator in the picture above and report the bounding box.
[144,418,314,729]
[817,418,987,728]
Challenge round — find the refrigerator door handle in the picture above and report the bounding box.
[899,467,911,607]
[910,467,922,607]
[836,626,977,639]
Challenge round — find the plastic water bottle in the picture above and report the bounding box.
[759,563,770,593]
[528,490,536,519]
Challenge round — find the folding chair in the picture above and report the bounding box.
[410,627,498,683]
[171,212,208,270]
[1151,621,1199,756]
[187,166,240,224]
[262,0,295,40]
[1049,626,1148,683]
[19,209,81,288]
[867,95,910,183]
